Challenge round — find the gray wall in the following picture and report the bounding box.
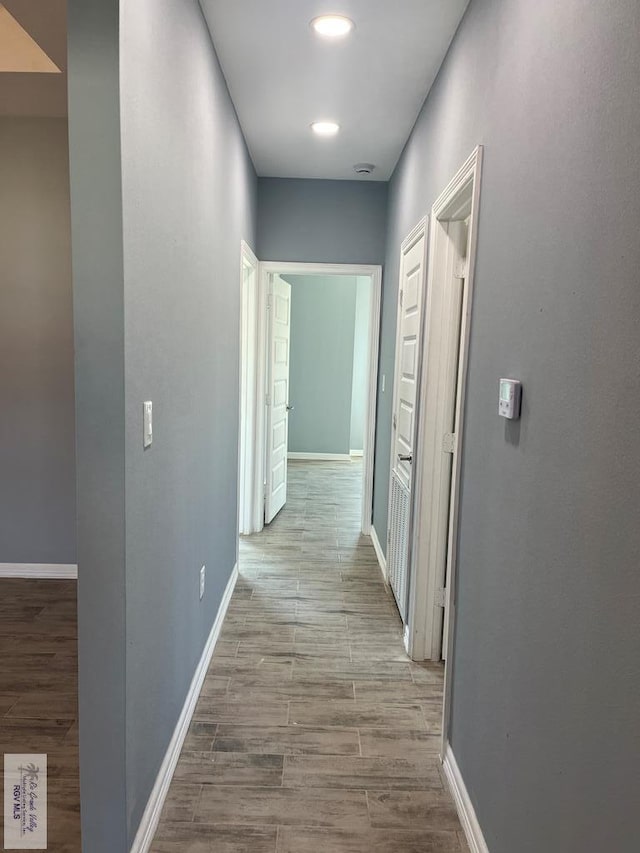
[0,117,76,565]
[68,0,127,846]
[349,277,370,452]
[68,0,257,848]
[377,1,640,851]
[257,178,387,265]
[285,275,357,455]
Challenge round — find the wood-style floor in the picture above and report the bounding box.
[0,578,80,852]
[152,461,467,852]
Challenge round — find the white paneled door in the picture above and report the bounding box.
[265,275,291,524]
[387,221,427,622]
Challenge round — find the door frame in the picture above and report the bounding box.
[253,261,382,534]
[407,147,484,681]
[238,240,262,535]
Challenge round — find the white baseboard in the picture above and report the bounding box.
[369,526,387,582]
[0,563,78,579]
[287,452,351,461]
[130,563,239,853]
[349,449,364,457]
[442,742,490,853]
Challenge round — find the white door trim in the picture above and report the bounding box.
[403,148,483,749]
[255,262,382,535]
[439,146,483,750]
[238,240,261,535]
[409,147,483,662]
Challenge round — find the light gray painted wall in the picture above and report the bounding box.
[68,0,257,848]
[376,1,640,851]
[68,0,127,847]
[0,117,76,565]
[285,275,357,455]
[257,178,388,265]
[121,0,256,838]
[349,277,370,452]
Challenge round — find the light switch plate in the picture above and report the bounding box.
[199,565,206,600]
[143,401,153,448]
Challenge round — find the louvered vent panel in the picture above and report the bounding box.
[388,469,410,623]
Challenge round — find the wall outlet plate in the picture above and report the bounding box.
[199,565,206,600]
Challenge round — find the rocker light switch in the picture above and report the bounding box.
[143,401,153,448]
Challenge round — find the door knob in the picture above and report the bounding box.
[398,453,412,463]
[286,404,295,412]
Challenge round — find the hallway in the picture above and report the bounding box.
[151,461,467,852]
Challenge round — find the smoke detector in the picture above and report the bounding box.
[353,163,376,176]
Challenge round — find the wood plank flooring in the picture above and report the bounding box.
[152,461,467,853]
[0,578,81,852]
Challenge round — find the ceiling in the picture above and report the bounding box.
[0,0,67,116]
[0,0,470,180]
[200,0,470,181]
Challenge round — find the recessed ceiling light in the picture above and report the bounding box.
[311,121,340,137]
[311,15,354,39]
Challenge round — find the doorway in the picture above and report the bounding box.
[0,7,81,850]
[239,262,382,536]
[409,147,483,680]
[385,148,483,705]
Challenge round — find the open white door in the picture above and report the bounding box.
[387,220,428,622]
[265,274,291,524]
